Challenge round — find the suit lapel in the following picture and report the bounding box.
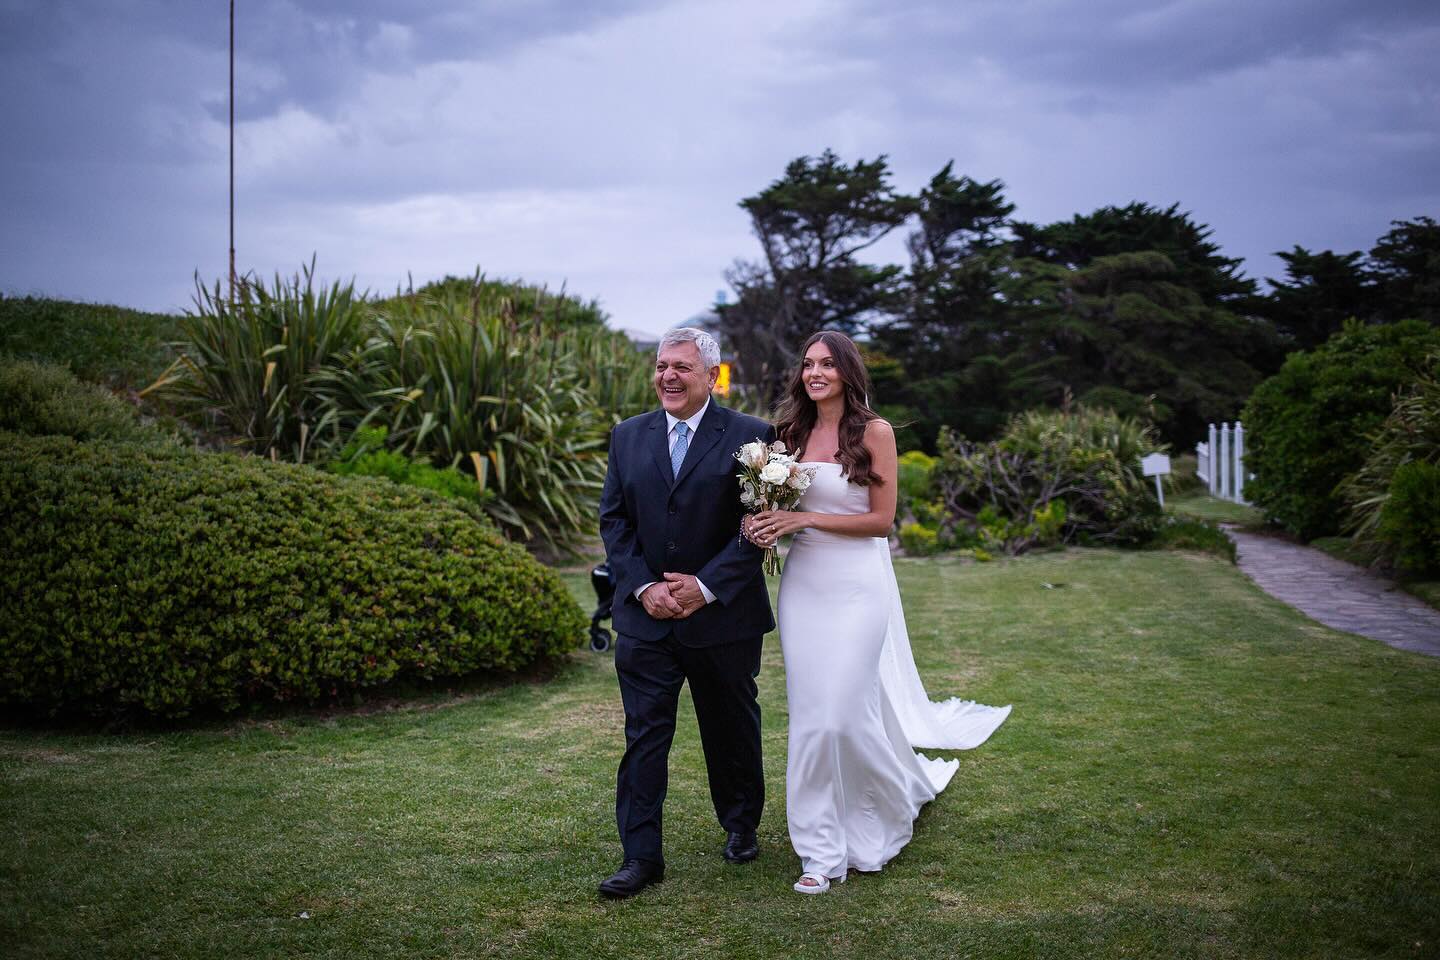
[673,402,728,489]
[648,410,675,489]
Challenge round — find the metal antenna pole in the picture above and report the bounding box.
[228,0,236,303]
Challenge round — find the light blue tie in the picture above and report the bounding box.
[671,421,689,478]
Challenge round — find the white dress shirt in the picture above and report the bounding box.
[635,399,716,606]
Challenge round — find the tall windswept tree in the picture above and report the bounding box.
[1013,201,1255,306]
[1369,216,1440,325]
[1259,246,1377,351]
[872,164,1024,444]
[718,150,915,402]
[1006,202,1281,442]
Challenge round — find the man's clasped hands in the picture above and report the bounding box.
[639,573,708,621]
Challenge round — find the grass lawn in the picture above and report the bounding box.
[1166,492,1266,527]
[3,549,1437,959]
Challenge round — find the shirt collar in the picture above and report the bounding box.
[665,397,710,436]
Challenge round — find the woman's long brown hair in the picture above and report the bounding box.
[772,330,884,486]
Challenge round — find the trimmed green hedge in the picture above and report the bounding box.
[0,432,587,718]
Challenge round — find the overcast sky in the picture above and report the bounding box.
[2,0,1436,336]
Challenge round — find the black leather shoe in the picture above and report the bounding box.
[723,830,759,864]
[598,859,665,899]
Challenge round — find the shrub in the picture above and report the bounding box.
[1243,319,1440,539]
[933,405,1165,555]
[0,356,160,446]
[151,265,649,555]
[0,294,181,386]
[148,261,371,463]
[1167,452,1204,495]
[0,432,586,718]
[322,283,612,552]
[1340,352,1440,566]
[895,449,936,529]
[1145,516,1237,561]
[0,357,169,445]
[1376,461,1440,576]
[326,426,489,507]
[898,522,940,556]
[897,450,936,502]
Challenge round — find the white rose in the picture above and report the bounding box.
[772,440,787,454]
[740,487,756,505]
[760,461,789,485]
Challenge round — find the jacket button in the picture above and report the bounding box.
[666,541,677,552]
[668,506,677,515]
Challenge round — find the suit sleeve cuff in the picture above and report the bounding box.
[695,578,716,605]
[634,581,656,602]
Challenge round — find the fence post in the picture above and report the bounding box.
[1207,423,1218,493]
[1219,423,1232,500]
[1234,422,1246,505]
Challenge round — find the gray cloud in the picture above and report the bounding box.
[1,0,1436,334]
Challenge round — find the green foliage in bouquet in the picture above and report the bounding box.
[0,431,586,718]
[1243,319,1440,540]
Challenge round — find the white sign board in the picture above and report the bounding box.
[1140,453,1171,507]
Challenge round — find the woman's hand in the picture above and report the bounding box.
[749,510,811,547]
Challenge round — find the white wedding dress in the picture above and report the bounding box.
[778,462,1012,879]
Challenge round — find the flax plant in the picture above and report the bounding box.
[146,261,368,461]
[324,286,612,553]
[1341,353,1440,552]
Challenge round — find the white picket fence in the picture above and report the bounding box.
[1196,421,1249,505]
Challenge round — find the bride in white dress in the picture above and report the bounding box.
[747,331,1011,895]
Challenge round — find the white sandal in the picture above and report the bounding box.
[793,872,844,895]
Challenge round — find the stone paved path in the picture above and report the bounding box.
[1225,526,1440,658]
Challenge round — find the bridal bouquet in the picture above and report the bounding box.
[734,439,817,575]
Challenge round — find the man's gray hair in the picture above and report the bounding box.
[659,327,721,370]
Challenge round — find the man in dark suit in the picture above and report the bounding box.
[597,327,775,899]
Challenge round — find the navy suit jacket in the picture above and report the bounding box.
[599,403,776,647]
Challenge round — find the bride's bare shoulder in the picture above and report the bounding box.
[863,418,894,440]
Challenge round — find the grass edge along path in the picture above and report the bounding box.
[2,548,1437,960]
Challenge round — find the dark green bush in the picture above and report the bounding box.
[326,426,490,506]
[0,357,169,445]
[1340,352,1440,568]
[1377,461,1440,576]
[934,405,1165,555]
[1145,516,1237,561]
[0,432,586,718]
[1243,319,1440,540]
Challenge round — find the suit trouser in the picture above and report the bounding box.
[613,629,765,865]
